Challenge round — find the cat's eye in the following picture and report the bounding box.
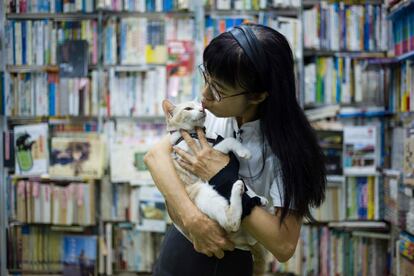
[184,107,193,111]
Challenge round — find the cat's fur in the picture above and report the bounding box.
[162,100,269,274]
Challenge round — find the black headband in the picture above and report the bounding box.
[229,25,268,90]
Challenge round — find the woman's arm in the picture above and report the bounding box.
[242,207,302,262]
[143,135,235,258]
[172,129,303,262]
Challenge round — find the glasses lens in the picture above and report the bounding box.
[210,85,221,102]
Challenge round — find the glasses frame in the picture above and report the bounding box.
[198,64,250,102]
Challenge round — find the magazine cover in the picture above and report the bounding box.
[110,139,153,185]
[166,40,194,102]
[343,126,379,175]
[63,235,97,276]
[49,137,105,179]
[136,186,167,233]
[14,123,49,176]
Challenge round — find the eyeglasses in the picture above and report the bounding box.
[198,64,250,102]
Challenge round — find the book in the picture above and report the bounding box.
[5,72,99,117]
[7,225,63,271]
[305,57,385,105]
[136,186,167,233]
[113,226,154,272]
[304,3,387,51]
[49,136,105,179]
[343,125,379,175]
[58,40,89,78]
[120,18,147,65]
[316,130,343,175]
[14,123,49,176]
[6,20,98,66]
[110,139,153,185]
[62,235,97,276]
[166,40,195,102]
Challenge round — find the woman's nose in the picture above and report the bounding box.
[202,87,214,101]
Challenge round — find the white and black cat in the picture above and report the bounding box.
[162,99,268,236]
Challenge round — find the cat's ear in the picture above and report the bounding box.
[162,99,175,118]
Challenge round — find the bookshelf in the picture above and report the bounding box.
[0,1,306,275]
[292,0,414,275]
[0,0,8,275]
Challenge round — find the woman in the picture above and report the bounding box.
[144,24,326,276]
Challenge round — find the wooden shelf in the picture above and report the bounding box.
[328,220,389,230]
[303,0,384,8]
[6,64,97,73]
[8,269,62,275]
[7,12,99,20]
[304,49,387,58]
[103,10,193,18]
[10,174,98,182]
[205,7,300,17]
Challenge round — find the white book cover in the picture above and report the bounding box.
[217,0,231,10]
[110,139,153,185]
[129,188,140,223]
[42,184,52,223]
[343,125,378,175]
[136,186,166,233]
[15,22,22,65]
[32,182,42,223]
[14,123,49,176]
[52,186,61,224]
[105,223,113,275]
[26,21,33,65]
[121,18,147,65]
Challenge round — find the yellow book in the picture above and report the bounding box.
[145,45,167,64]
[367,176,375,220]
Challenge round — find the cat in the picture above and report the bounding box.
[162,99,269,275]
[162,99,268,243]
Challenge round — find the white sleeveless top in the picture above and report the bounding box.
[204,110,288,212]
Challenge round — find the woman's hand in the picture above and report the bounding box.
[173,128,229,181]
[184,209,235,258]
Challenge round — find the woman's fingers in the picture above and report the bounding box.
[180,130,200,154]
[213,249,225,259]
[174,147,196,164]
[176,159,194,173]
[196,127,210,149]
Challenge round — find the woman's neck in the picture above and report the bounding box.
[236,105,260,127]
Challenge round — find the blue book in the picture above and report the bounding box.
[56,0,63,13]
[146,0,155,12]
[49,80,56,116]
[225,18,234,30]
[21,21,26,65]
[12,21,16,65]
[363,5,369,51]
[164,0,173,12]
[63,235,97,276]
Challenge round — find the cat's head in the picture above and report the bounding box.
[162,100,206,131]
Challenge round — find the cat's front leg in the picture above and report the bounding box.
[213,138,251,159]
[245,183,268,206]
[224,180,245,232]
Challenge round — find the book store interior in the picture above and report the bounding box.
[1,0,414,275]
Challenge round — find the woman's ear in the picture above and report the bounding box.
[249,91,269,104]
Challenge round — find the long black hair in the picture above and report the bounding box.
[203,24,326,223]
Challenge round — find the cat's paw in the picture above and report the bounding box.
[259,196,268,206]
[236,148,251,159]
[234,180,245,195]
[228,220,241,232]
